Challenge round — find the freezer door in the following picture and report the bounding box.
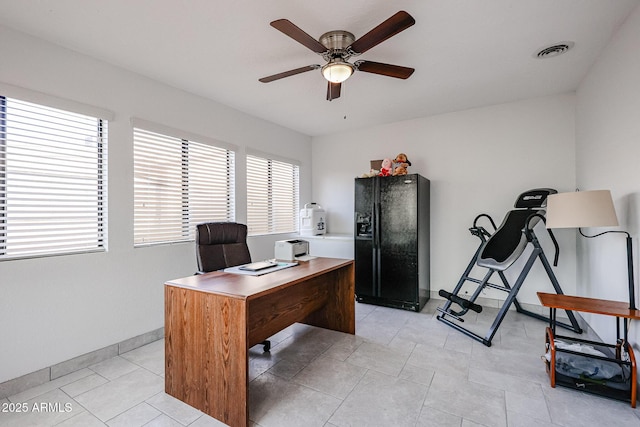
[354,177,376,297]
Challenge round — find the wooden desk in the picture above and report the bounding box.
[164,257,355,427]
[538,292,639,407]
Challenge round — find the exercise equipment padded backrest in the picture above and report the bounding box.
[477,188,556,271]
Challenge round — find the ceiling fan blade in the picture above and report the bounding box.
[326,82,341,101]
[259,65,320,83]
[270,19,327,53]
[356,61,414,79]
[348,11,415,54]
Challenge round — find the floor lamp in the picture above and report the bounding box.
[545,190,636,310]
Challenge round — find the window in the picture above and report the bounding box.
[246,154,299,235]
[0,96,107,260]
[133,127,235,246]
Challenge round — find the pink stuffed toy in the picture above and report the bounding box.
[378,158,392,176]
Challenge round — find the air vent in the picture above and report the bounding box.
[535,42,574,59]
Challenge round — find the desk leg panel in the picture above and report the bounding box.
[247,263,355,346]
[248,275,329,346]
[302,263,355,334]
[165,285,248,427]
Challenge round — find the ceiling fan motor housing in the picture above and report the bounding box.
[319,30,356,51]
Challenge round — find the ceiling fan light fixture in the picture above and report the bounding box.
[321,61,354,83]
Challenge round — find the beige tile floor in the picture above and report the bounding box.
[2,299,640,426]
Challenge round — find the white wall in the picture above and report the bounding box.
[575,4,640,345]
[311,94,577,305]
[0,25,312,383]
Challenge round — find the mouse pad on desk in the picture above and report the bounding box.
[225,261,298,276]
[238,261,278,271]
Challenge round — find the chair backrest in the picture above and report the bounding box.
[477,188,556,271]
[196,222,252,273]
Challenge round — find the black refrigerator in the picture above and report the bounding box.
[354,173,430,312]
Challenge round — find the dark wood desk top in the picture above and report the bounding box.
[537,292,640,320]
[166,257,353,300]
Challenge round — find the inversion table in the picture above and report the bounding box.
[437,188,582,346]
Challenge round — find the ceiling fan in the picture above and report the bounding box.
[259,11,416,101]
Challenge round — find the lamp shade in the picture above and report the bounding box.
[546,190,619,228]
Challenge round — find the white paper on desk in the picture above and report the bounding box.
[295,255,317,261]
[224,261,298,276]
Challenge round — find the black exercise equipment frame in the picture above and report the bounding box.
[436,213,582,347]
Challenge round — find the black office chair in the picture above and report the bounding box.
[196,222,252,273]
[195,222,271,352]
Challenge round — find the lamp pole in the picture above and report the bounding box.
[626,233,636,311]
[580,229,636,311]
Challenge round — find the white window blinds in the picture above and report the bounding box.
[0,96,108,260]
[133,128,235,246]
[246,154,299,235]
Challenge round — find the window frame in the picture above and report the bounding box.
[0,92,110,260]
[132,119,237,247]
[246,151,300,236]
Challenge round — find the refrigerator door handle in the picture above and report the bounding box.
[376,240,382,296]
[375,201,382,296]
[374,202,381,248]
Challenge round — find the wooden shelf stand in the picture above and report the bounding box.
[538,292,639,407]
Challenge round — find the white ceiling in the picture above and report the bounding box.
[0,0,638,137]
